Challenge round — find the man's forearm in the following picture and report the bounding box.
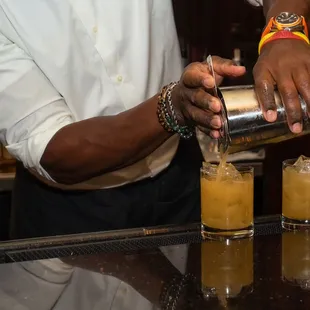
[263,0,310,20]
[40,95,172,184]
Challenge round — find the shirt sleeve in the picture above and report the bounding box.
[0,32,74,181]
[246,0,263,6]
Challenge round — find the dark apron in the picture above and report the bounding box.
[11,139,203,239]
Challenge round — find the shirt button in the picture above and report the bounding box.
[117,75,123,82]
[92,26,98,33]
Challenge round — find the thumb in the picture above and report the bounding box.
[212,56,246,78]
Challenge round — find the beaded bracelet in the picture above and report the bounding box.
[157,82,194,139]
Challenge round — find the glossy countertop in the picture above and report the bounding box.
[0,216,309,309]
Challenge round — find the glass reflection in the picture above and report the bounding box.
[282,231,310,290]
[201,238,253,307]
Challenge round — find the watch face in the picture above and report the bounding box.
[275,12,300,26]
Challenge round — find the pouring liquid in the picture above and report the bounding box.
[216,146,228,182]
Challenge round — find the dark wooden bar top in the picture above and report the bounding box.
[0,215,309,309]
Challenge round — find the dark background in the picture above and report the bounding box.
[173,0,265,85]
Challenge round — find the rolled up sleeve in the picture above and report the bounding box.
[246,0,263,6]
[0,32,74,181]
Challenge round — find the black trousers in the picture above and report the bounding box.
[11,139,203,239]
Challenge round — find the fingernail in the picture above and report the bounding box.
[292,122,302,134]
[210,100,221,112]
[210,130,220,139]
[203,77,214,88]
[266,110,277,122]
[210,116,222,128]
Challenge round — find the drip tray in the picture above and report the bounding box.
[4,216,282,263]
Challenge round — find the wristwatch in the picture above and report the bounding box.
[262,12,308,38]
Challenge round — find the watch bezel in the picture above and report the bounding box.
[274,12,302,28]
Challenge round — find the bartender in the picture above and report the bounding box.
[0,0,309,239]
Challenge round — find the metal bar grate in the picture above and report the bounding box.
[4,218,283,263]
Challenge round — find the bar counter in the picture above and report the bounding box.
[0,215,309,309]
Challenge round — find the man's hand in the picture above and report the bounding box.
[254,40,310,135]
[172,56,246,139]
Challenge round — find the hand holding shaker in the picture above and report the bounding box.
[203,85,310,155]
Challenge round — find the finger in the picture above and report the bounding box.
[182,62,225,89]
[212,56,246,78]
[277,78,303,133]
[182,62,210,88]
[197,125,221,139]
[253,67,277,122]
[188,88,222,113]
[293,68,310,117]
[185,104,222,129]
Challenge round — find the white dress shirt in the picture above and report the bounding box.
[0,0,183,189]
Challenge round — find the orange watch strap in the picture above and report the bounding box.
[262,18,275,38]
[302,18,309,37]
[258,32,275,54]
[293,31,310,44]
[258,30,310,55]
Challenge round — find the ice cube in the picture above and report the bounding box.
[284,166,296,174]
[242,173,253,181]
[226,163,241,177]
[202,161,209,169]
[202,162,243,181]
[293,155,310,173]
[220,163,243,181]
[294,155,307,167]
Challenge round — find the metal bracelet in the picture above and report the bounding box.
[166,82,194,139]
[157,82,194,139]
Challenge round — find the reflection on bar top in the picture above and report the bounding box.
[0,230,310,309]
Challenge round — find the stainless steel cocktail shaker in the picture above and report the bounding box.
[219,85,310,154]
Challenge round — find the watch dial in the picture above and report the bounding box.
[276,12,299,25]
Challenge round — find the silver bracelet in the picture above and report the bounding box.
[165,82,194,139]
